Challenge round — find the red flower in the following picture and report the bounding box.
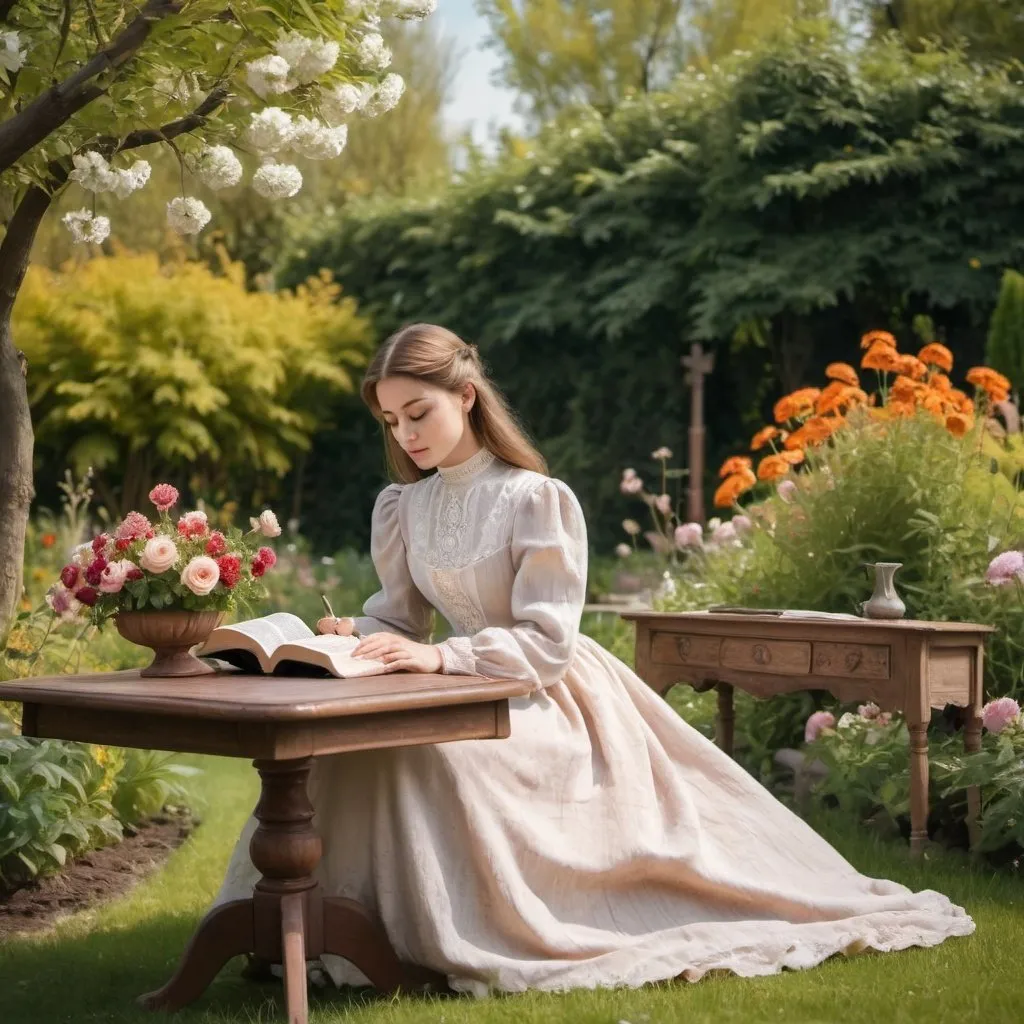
[115,538,132,552]
[40,533,57,549]
[84,557,108,586]
[126,566,144,582]
[251,558,267,578]
[149,483,180,512]
[205,531,227,557]
[75,586,99,607]
[256,546,277,570]
[146,528,155,538]
[91,533,109,555]
[216,555,242,589]
[60,564,80,589]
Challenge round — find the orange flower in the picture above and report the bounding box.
[719,455,753,478]
[947,388,973,414]
[929,372,952,393]
[860,330,897,350]
[785,416,840,450]
[773,387,821,424]
[966,366,1011,403]
[887,400,915,419]
[818,384,867,416]
[861,343,901,373]
[750,425,783,451]
[918,343,953,372]
[757,454,791,482]
[825,362,859,387]
[780,449,805,466]
[714,468,757,508]
[40,532,57,548]
[945,412,974,438]
[889,374,921,403]
[897,355,927,381]
[920,390,946,417]
[816,381,845,415]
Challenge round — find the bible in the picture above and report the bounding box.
[195,612,388,678]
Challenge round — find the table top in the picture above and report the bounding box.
[0,668,533,721]
[619,610,996,633]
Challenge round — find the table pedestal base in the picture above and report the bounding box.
[138,756,446,1023]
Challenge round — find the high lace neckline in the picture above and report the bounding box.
[437,447,496,484]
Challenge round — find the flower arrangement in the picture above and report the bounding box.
[46,484,281,627]
[714,330,1009,509]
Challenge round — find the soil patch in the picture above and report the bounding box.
[0,809,194,942]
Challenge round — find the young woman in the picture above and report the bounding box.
[212,323,972,996]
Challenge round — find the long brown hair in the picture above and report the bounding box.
[360,323,548,483]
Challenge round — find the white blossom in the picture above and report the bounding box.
[195,145,243,190]
[319,82,374,124]
[108,160,151,199]
[275,32,340,84]
[364,73,405,116]
[245,54,294,99]
[0,30,26,73]
[246,107,294,154]
[62,209,111,245]
[69,151,116,192]
[391,0,437,18]
[356,32,392,71]
[252,161,303,199]
[166,196,212,235]
[289,117,348,160]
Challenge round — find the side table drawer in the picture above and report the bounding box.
[720,638,811,675]
[651,632,721,668]
[812,641,891,680]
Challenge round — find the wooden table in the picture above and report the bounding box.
[0,668,532,1023]
[622,611,994,856]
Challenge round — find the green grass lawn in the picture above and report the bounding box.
[1,753,1022,1024]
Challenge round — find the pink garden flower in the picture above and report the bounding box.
[858,702,880,720]
[777,479,798,503]
[711,521,738,546]
[804,710,836,743]
[982,696,1021,734]
[98,560,131,594]
[149,483,180,512]
[615,543,631,558]
[255,546,277,570]
[620,468,643,495]
[115,510,152,543]
[985,550,1024,587]
[732,514,753,535]
[674,523,703,548]
[177,510,209,539]
[655,493,672,515]
[180,555,220,596]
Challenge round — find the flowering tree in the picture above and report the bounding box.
[0,0,434,636]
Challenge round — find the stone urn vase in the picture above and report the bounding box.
[862,562,906,620]
[115,610,224,678]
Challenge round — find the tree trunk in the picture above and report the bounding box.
[0,184,54,639]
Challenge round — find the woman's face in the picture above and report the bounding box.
[376,375,475,470]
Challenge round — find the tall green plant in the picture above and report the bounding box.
[986,269,1024,398]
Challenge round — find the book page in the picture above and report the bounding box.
[271,635,389,678]
[202,612,314,657]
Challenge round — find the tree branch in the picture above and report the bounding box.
[116,85,230,152]
[0,0,183,174]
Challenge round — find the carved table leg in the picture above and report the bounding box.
[281,893,309,1024]
[908,721,930,857]
[716,683,735,758]
[962,703,983,853]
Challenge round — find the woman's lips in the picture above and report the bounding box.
[408,447,427,456]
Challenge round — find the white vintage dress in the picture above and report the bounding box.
[212,447,973,995]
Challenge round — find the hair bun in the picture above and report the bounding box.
[461,343,479,361]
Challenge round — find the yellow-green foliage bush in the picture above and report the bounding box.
[14,247,371,514]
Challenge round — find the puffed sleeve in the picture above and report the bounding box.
[352,484,434,642]
[435,478,587,689]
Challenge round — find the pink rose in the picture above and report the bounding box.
[180,555,221,596]
[982,696,1021,734]
[805,710,836,743]
[986,551,1024,587]
[98,560,131,594]
[674,522,703,548]
[149,483,179,512]
[140,536,179,574]
[249,509,282,538]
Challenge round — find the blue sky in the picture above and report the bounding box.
[434,0,524,146]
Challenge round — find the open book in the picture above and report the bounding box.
[195,612,388,678]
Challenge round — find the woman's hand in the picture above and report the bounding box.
[352,632,443,674]
[317,616,355,636]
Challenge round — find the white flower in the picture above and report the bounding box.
[108,160,151,199]
[320,82,374,123]
[392,0,437,18]
[140,536,179,574]
[615,543,631,558]
[289,116,348,160]
[622,519,641,536]
[181,555,220,596]
[275,32,340,84]
[195,145,243,190]
[69,151,116,192]
[72,543,95,569]
[837,712,858,730]
[356,32,392,71]
[0,30,26,73]
[252,161,303,199]
[166,196,212,235]
[651,446,673,460]
[62,209,111,245]
[250,509,282,537]
[364,73,405,116]
[246,107,294,154]
[245,54,294,99]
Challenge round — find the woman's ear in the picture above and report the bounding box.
[461,382,476,413]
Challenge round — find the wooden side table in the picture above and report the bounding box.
[621,611,994,857]
[0,668,531,1024]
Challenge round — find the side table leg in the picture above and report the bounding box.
[962,704,983,853]
[908,722,929,857]
[281,893,308,1024]
[137,899,254,1011]
[716,683,735,758]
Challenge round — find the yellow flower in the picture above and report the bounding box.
[969,257,981,270]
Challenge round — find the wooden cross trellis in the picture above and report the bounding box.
[681,342,714,524]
